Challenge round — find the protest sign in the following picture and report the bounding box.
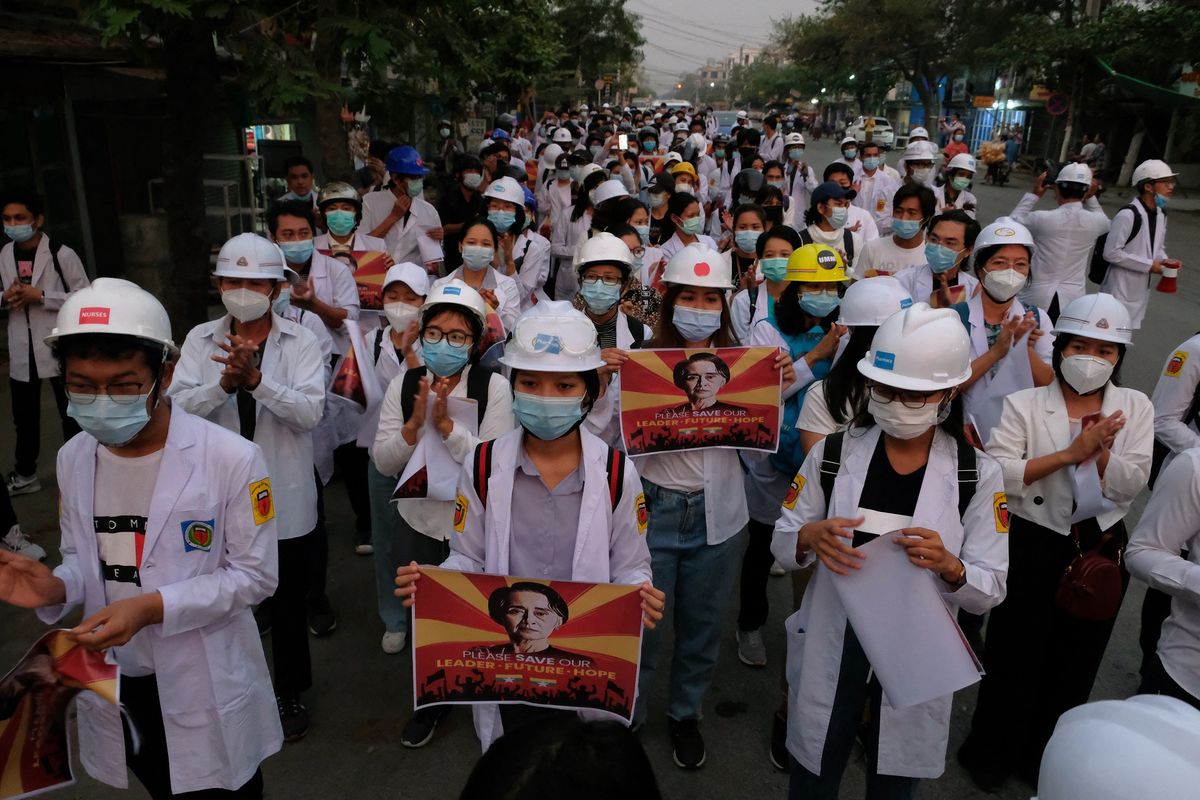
[317,249,389,310]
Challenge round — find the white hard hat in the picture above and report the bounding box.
[46,277,177,357]
[661,152,683,167]
[840,135,858,146]
[575,231,634,276]
[909,126,929,138]
[946,153,977,173]
[683,132,708,161]
[579,103,589,111]
[857,302,972,391]
[539,143,564,170]
[1132,159,1177,186]
[903,141,935,161]
[500,300,605,371]
[593,179,630,206]
[673,122,689,133]
[1035,696,1200,800]
[382,262,429,297]
[423,278,488,328]
[838,276,913,327]
[1056,162,1092,185]
[972,217,1034,262]
[1052,292,1133,345]
[551,127,574,144]
[661,243,733,290]
[736,110,748,119]
[578,163,604,181]
[215,233,298,283]
[482,176,525,207]
[784,132,805,146]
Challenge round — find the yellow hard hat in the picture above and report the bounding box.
[670,161,698,180]
[786,243,846,282]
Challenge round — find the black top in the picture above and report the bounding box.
[437,186,485,271]
[854,437,926,547]
[236,342,266,443]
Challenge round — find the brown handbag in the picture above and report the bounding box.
[1055,525,1124,622]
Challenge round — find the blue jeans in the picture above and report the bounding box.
[635,479,744,723]
[368,461,407,633]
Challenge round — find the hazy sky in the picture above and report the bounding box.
[631,0,822,93]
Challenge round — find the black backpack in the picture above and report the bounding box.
[399,364,494,427]
[1088,204,1142,285]
[471,439,627,511]
[798,227,855,267]
[4,240,68,293]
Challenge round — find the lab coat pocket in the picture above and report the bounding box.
[784,608,807,692]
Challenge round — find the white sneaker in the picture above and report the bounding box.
[769,559,786,577]
[6,471,41,496]
[736,628,768,667]
[381,630,407,655]
[2,525,46,561]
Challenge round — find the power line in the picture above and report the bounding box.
[639,15,769,52]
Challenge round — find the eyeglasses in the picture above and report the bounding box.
[422,328,473,348]
[582,275,623,287]
[869,384,941,409]
[985,260,1029,271]
[65,380,150,405]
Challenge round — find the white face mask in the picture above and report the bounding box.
[384,301,420,332]
[911,167,932,183]
[982,268,1026,302]
[222,288,272,323]
[868,395,941,439]
[1059,354,1114,395]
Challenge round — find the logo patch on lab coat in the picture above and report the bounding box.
[453,493,469,533]
[1165,350,1187,378]
[249,478,275,525]
[181,519,215,552]
[993,492,1009,533]
[783,473,806,510]
[635,493,648,535]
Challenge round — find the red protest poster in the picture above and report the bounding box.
[0,630,119,800]
[412,568,643,723]
[619,346,782,456]
[319,249,389,310]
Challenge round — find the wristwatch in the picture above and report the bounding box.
[944,559,967,589]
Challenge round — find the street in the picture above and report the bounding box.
[2,136,1197,799]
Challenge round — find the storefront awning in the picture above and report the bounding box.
[1095,57,1200,109]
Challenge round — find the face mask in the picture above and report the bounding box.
[827,207,849,229]
[951,176,971,191]
[556,169,571,181]
[488,210,516,232]
[799,289,840,318]
[463,172,483,190]
[590,144,603,157]
[279,239,314,264]
[272,287,292,315]
[580,278,622,313]
[675,183,695,195]
[982,268,1026,302]
[672,306,722,342]
[735,230,761,253]
[767,180,784,190]
[1059,354,1114,395]
[1155,194,1168,209]
[222,288,272,323]
[953,134,964,143]
[68,385,157,447]
[384,301,420,332]
[643,140,656,152]
[439,127,451,138]
[405,179,424,198]
[513,391,586,440]
[325,209,357,237]
[788,147,805,161]
[422,338,470,378]
[462,245,494,271]
[634,224,650,244]
[869,395,942,440]
[862,156,881,171]
[843,148,858,160]
[892,218,922,239]
[680,214,704,235]
[911,167,932,183]
[925,242,961,273]
[648,192,666,209]
[714,149,726,159]
[4,224,35,243]
[759,257,789,282]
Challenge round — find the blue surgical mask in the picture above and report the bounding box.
[649,192,666,209]
[760,257,789,282]
[827,207,849,229]
[788,147,805,161]
[714,149,726,159]
[925,242,962,273]
[279,239,314,264]
[642,140,656,152]
[325,209,357,237]
[862,156,881,171]
[67,386,156,447]
[463,173,484,190]
[843,148,858,160]
[405,179,424,198]
[462,245,494,271]
[672,306,722,342]
[1155,194,1168,209]
[634,224,650,244]
[680,214,704,236]
[556,169,571,182]
[590,145,603,157]
[422,338,470,378]
[799,290,840,318]
[580,278,622,313]
[891,218,922,240]
[488,210,516,232]
[735,230,761,253]
[767,180,784,190]
[272,287,292,315]
[4,224,35,243]
[630,252,644,274]
[512,391,586,440]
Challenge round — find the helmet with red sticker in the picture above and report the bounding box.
[661,242,733,289]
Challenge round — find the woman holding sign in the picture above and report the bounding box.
[394,301,664,750]
[958,293,1153,792]
[772,302,1009,798]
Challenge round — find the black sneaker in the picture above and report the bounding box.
[307,596,338,637]
[401,706,449,749]
[769,711,788,771]
[277,693,309,742]
[669,718,706,769]
[957,740,1007,794]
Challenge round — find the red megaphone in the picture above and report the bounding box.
[1157,259,1182,293]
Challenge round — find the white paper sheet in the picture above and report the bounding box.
[394,394,478,501]
[831,531,983,709]
[418,233,444,265]
[1070,458,1117,523]
[973,329,1033,447]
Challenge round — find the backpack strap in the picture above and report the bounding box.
[49,241,68,292]
[797,228,814,246]
[956,437,979,520]
[472,440,495,508]
[842,229,855,264]
[373,328,385,365]
[605,446,625,511]
[399,365,427,423]
[748,283,760,325]
[465,364,494,426]
[1123,203,1142,247]
[819,430,845,511]
[624,313,645,348]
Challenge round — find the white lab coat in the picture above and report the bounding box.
[443,428,653,749]
[1126,447,1200,701]
[785,160,818,214]
[986,380,1154,534]
[293,251,361,355]
[932,184,978,218]
[854,170,903,236]
[1011,194,1110,311]
[361,191,443,267]
[659,232,719,263]
[512,230,552,310]
[1101,199,1166,329]
[313,230,388,253]
[582,312,653,447]
[38,410,282,793]
[771,426,1008,779]
[169,314,325,539]
[0,236,90,381]
[1150,334,1200,473]
[759,132,784,162]
[729,281,773,344]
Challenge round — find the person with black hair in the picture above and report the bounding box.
[754,184,787,231]
[354,139,393,195]
[659,192,717,262]
[724,204,766,290]
[895,209,981,308]
[279,155,318,206]
[361,145,446,267]
[437,154,488,272]
[730,225,801,344]
[853,184,935,280]
[759,115,784,162]
[1,189,89,500]
[854,141,904,237]
[799,181,865,274]
[822,163,880,241]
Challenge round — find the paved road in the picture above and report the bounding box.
[2,140,1196,799]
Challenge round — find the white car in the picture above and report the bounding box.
[845,116,896,149]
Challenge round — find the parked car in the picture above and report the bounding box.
[714,110,757,136]
[845,116,896,149]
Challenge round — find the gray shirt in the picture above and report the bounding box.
[508,448,583,580]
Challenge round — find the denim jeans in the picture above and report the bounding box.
[635,479,744,723]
